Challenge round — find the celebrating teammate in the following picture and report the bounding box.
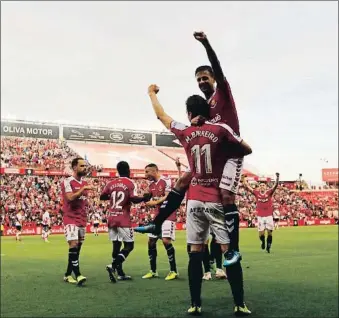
[61,157,94,285]
[141,163,178,281]
[242,173,280,253]
[41,210,51,243]
[146,84,252,315]
[136,31,244,266]
[100,161,151,282]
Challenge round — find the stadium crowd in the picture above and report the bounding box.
[1,174,337,228]
[1,136,338,228]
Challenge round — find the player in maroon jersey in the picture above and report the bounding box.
[141,163,178,281]
[242,173,280,253]
[61,157,95,286]
[144,84,252,316]
[100,161,150,282]
[135,31,244,266]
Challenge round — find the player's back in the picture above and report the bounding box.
[171,120,242,202]
[208,80,240,134]
[103,177,136,227]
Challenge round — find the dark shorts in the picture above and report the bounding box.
[274,218,279,222]
[16,225,22,231]
[93,223,99,228]
[42,225,50,232]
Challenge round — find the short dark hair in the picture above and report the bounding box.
[117,161,130,177]
[145,163,158,170]
[186,95,210,119]
[195,65,214,77]
[71,157,84,169]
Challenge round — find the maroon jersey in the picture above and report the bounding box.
[101,177,137,228]
[148,176,175,221]
[170,120,243,203]
[253,189,274,217]
[208,79,240,135]
[61,176,89,227]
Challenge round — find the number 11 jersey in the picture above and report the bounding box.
[170,121,243,203]
[101,177,137,228]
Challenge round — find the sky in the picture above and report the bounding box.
[1,1,338,184]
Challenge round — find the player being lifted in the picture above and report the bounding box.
[100,161,151,282]
[146,84,252,316]
[61,158,95,285]
[15,210,24,242]
[136,31,244,266]
[242,173,280,253]
[41,210,51,243]
[141,163,178,281]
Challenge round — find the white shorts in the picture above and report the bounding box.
[109,227,134,242]
[148,220,176,241]
[64,224,86,242]
[257,216,274,231]
[186,200,230,245]
[219,158,244,194]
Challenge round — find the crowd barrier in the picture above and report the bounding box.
[2,218,336,236]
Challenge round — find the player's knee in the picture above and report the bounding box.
[162,238,171,246]
[220,244,228,254]
[68,240,78,248]
[148,238,157,249]
[190,244,204,253]
[220,189,235,206]
[124,242,134,252]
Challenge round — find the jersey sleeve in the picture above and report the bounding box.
[170,121,188,141]
[63,178,73,193]
[163,178,172,193]
[129,181,138,197]
[216,122,243,144]
[101,182,111,197]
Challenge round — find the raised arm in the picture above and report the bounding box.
[148,84,173,130]
[175,157,182,178]
[242,175,255,194]
[194,32,226,87]
[271,173,280,195]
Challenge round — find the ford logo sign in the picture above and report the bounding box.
[131,133,145,140]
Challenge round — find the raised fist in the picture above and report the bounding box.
[148,84,159,95]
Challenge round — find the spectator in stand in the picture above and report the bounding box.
[0,173,337,229]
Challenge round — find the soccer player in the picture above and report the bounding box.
[273,203,280,230]
[141,163,178,281]
[242,173,280,253]
[61,157,94,285]
[91,212,101,236]
[147,84,252,316]
[15,210,24,242]
[100,161,150,282]
[41,210,51,243]
[136,31,244,266]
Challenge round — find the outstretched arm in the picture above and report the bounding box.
[271,173,280,194]
[194,31,225,86]
[148,84,173,130]
[242,175,254,194]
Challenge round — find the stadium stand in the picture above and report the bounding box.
[1,121,338,232]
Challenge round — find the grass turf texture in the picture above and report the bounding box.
[1,226,338,318]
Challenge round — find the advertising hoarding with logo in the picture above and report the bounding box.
[1,121,59,139]
[62,126,152,145]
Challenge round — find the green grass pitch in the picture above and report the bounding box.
[1,226,338,317]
